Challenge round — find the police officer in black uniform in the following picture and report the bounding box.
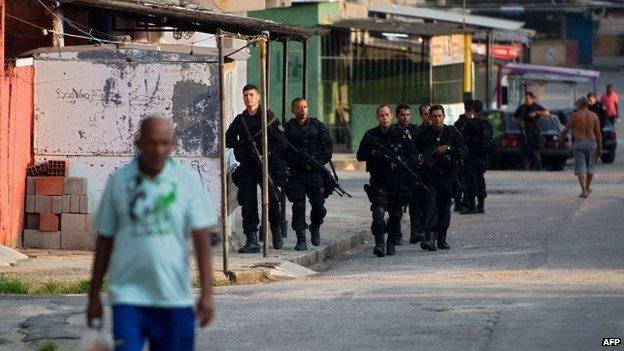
[395,104,420,245]
[226,84,288,253]
[357,104,417,257]
[513,92,551,170]
[284,98,333,251]
[471,100,494,213]
[453,99,477,213]
[588,92,607,128]
[454,99,480,214]
[414,105,467,250]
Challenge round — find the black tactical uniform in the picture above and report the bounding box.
[414,124,467,250]
[357,124,417,257]
[226,108,288,253]
[453,113,475,212]
[395,123,421,245]
[589,101,607,128]
[472,115,493,213]
[513,103,547,170]
[284,117,333,251]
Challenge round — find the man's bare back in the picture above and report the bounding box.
[562,108,602,146]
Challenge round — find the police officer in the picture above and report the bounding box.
[454,100,480,214]
[414,105,467,250]
[357,105,417,257]
[513,92,551,170]
[395,104,419,245]
[467,100,494,213]
[226,84,288,253]
[588,92,607,128]
[405,104,434,244]
[284,98,333,251]
[453,100,477,213]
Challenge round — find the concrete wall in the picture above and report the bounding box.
[0,65,34,247]
[32,48,236,221]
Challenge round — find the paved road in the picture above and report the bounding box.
[2,127,623,350]
[198,125,624,350]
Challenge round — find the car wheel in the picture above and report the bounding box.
[601,149,616,164]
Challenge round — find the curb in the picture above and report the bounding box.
[289,229,372,268]
[221,229,372,285]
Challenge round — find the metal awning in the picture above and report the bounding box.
[472,28,535,45]
[502,63,600,79]
[53,0,327,40]
[328,18,468,37]
[21,43,250,61]
[371,4,526,31]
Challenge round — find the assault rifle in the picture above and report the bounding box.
[240,118,283,214]
[364,131,429,193]
[284,139,351,198]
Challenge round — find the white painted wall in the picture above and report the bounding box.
[33,48,237,221]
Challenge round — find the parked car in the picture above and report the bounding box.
[600,117,617,163]
[483,110,572,170]
[553,109,617,164]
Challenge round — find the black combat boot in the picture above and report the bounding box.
[271,227,283,250]
[373,233,386,257]
[386,238,396,256]
[238,232,261,253]
[409,230,425,244]
[460,197,477,214]
[420,231,437,251]
[453,201,463,212]
[437,230,451,250]
[309,225,321,247]
[294,230,307,251]
[394,232,403,246]
[477,197,485,213]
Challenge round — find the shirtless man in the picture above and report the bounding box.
[561,97,603,198]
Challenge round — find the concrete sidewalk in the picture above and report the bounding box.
[0,178,372,287]
[211,179,372,283]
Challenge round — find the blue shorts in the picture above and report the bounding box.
[112,304,195,351]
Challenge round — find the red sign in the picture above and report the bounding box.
[472,43,523,60]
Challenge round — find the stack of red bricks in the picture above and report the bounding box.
[24,176,96,250]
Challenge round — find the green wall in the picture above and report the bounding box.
[248,2,340,123]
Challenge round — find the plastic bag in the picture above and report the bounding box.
[77,319,113,351]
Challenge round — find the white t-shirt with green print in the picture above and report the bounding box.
[94,157,218,307]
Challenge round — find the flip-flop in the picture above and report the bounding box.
[579,193,588,198]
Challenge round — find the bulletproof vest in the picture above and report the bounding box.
[418,126,457,169]
[232,109,285,168]
[365,125,410,181]
[285,118,326,163]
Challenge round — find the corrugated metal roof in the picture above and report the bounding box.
[54,0,326,40]
[371,4,526,31]
[329,18,468,37]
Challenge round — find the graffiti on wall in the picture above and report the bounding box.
[35,55,221,157]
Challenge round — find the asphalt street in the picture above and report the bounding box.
[1,125,623,351]
[196,127,624,350]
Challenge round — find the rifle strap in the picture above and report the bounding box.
[240,115,254,144]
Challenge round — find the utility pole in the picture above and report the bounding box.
[462,0,473,100]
